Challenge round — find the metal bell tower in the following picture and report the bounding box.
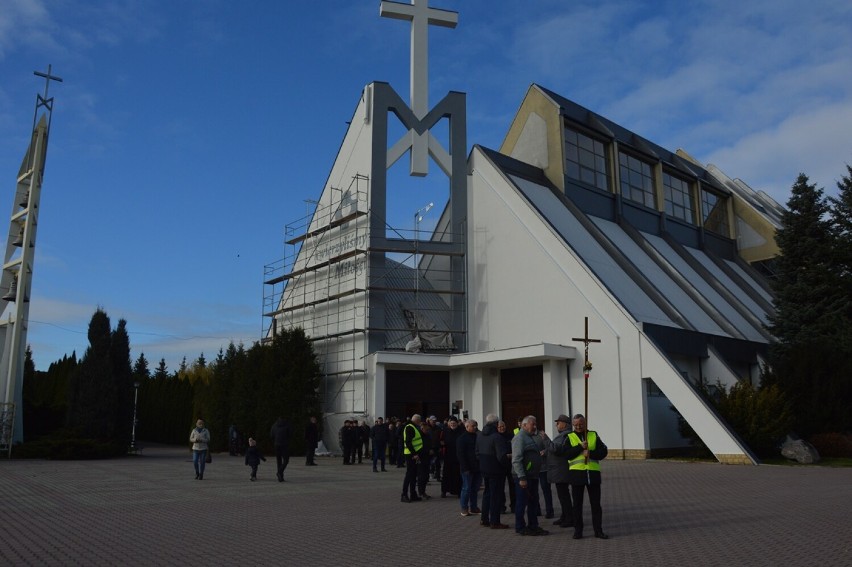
[0,65,62,454]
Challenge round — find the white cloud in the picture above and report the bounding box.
[704,101,852,201]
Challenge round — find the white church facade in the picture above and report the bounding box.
[264,2,782,465]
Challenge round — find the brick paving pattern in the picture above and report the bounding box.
[0,445,849,566]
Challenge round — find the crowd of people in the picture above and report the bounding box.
[392,412,609,539]
[191,410,608,539]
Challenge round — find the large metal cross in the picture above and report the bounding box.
[33,64,63,112]
[572,316,601,438]
[380,0,457,176]
[380,0,457,119]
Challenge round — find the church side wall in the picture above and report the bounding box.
[468,149,753,463]
[468,150,640,452]
[273,91,375,452]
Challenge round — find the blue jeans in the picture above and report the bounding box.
[193,450,207,476]
[372,440,387,469]
[514,477,541,531]
[460,470,482,510]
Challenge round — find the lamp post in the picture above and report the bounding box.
[130,381,140,454]
[413,202,434,317]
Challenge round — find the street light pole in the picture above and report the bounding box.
[413,202,434,318]
[130,381,140,454]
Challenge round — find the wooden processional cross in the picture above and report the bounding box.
[572,317,601,434]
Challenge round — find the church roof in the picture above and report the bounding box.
[476,145,773,355]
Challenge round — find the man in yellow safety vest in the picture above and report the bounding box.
[565,414,608,539]
[401,414,424,503]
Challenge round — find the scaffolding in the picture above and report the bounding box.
[263,174,465,416]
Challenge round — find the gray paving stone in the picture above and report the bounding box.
[0,446,849,566]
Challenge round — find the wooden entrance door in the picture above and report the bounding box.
[500,365,544,428]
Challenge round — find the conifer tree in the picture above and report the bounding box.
[133,353,151,381]
[68,309,115,439]
[111,319,134,444]
[766,173,852,435]
[768,173,844,347]
[829,164,852,342]
[153,358,169,380]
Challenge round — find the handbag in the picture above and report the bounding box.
[205,451,212,464]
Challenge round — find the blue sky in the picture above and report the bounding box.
[1,0,850,371]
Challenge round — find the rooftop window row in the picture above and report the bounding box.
[564,124,730,237]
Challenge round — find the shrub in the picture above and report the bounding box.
[716,382,793,458]
[808,432,852,458]
[673,381,794,460]
[12,429,127,459]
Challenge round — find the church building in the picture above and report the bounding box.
[263,2,783,464]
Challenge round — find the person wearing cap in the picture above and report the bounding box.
[545,414,574,528]
[566,413,609,539]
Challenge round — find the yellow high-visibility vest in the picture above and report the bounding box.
[567,431,601,471]
[403,423,423,455]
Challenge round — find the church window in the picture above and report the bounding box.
[700,186,730,236]
[663,172,695,224]
[618,152,656,208]
[565,126,609,191]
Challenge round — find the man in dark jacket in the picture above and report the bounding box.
[546,414,574,527]
[341,420,358,464]
[357,420,371,463]
[457,419,481,516]
[370,417,389,472]
[440,416,462,497]
[476,413,510,529]
[270,416,291,482]
[565,414,609,539]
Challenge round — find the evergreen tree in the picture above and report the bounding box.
[24,352,78,439]
[68,309,115,439]
[111,319,134,445]
[829,163,852,340]
[177,356,188,380]
[767,173,845,347]
[766,173,852,435]
[153,358,169,380]
[133,352,151,381]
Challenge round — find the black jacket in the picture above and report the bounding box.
[371,422,389,443]
[476,423,508,475]
[270,418,291,447]
[457,430,479,473]
[245,445,266,467]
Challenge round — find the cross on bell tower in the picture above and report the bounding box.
[0,65,61,452]
[380,0,457,176]
[366,1,468,352]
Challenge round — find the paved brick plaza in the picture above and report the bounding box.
[0,444,849,566]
